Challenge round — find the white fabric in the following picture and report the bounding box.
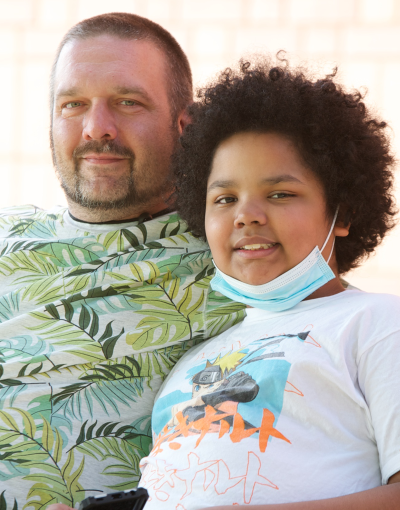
[140,290,400,509]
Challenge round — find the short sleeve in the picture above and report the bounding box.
[358,329,400,484]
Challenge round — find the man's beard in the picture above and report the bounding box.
[52,139,173,211]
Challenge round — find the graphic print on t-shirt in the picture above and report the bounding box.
[142,329,313,505]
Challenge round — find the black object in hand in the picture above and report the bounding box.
[78,488,149,510]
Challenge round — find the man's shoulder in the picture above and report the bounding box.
[0,204,66,238]
[0,204,66,221]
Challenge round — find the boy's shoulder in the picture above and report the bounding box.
[340,288,400,311]
[327,289,400,322]
[332,290,400,349]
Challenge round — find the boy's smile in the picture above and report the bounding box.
[205,132,348,288]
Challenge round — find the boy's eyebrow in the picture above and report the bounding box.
[207,174,304,191]
[207,179,237,191]
[261,174,304,185]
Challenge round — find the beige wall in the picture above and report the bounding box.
[0,0,399,294]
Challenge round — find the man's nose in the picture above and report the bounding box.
[82,101,117,141]
[234,201,268,228]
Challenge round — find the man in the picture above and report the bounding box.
[0,13,243,507]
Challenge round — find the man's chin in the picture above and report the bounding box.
[62,183,136,211]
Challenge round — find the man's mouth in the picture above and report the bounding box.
[238,243,277,251]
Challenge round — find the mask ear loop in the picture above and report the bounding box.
[321,206,339,263]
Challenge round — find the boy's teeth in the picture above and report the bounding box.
[240,243,276,250]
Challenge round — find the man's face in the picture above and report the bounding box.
[51,36,180,214]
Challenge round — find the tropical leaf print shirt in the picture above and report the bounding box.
[0,205,245,509]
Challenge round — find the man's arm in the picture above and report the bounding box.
[201,472,400,510]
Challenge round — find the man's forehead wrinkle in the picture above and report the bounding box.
[55,59,159,99]
[58,36,166,66]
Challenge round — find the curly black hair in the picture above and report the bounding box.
[173,57,397,274]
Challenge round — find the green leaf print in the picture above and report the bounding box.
[0,491,18,510]
[51,358,144,419]
[0,293,21,322]
[28,315,104,364]
[0,408,85,507]
[7,217,57,239]
[125,279,205,349]
[28,305,125,364]
[0,207,243,504]
[73,417,152,490]
[0,334,53,367]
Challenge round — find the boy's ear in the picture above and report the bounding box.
[334,204,351,237]
[334,219,350,237]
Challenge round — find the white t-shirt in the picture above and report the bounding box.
[140,290,400,509]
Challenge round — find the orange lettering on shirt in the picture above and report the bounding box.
[259,409,291,453]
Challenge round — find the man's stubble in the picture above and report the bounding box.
[51,136,178,213]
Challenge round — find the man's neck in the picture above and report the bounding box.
[66,199,172,224]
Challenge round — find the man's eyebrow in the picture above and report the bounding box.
[56,87,80,99]
[55,86,152,101]
[114,86,152,102]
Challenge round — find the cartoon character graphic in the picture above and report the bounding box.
[168,363,259,429]
[153,331,310,453]
[143,330,316,505]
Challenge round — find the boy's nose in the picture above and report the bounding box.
[234,202,268,228]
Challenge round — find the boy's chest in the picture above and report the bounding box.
[151,313,363,444]
[141,312,379,509]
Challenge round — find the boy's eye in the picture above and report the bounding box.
[216,196,237,204]
[270,192,294,199]
[194,385,200,392]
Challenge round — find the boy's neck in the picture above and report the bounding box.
[304,276,346,301]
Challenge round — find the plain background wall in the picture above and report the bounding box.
[0,0,399,294]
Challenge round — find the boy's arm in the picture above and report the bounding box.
[44,474,400,510]
[202,472,400,510]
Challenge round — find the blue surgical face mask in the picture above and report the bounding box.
[210,208,339,312]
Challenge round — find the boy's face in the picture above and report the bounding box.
[205,132,345,286]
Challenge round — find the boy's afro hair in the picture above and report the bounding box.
[173,56,397,274]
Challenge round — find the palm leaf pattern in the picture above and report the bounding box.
[0,205,245,507]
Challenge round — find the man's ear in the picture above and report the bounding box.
[177,107,192,135]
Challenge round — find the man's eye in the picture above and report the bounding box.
[64,102,82,109]
[216,197,237,204]
[120,100,137,106]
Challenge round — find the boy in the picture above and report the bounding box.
[139,58,400,509]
